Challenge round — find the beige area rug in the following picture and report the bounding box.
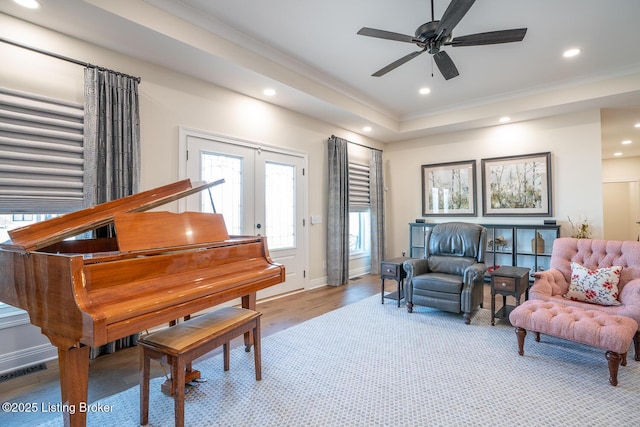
[21,295,640,426]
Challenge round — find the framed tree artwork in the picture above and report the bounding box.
[421,160,477,216]
[481,152,552,216]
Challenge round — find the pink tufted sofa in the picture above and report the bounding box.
[529,237,640,360]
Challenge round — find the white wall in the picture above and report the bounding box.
[384,110,604,258]
[602,156,640,181]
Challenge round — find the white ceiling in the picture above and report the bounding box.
[2,0,640,158]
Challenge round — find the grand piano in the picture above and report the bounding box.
[0,179,285,426]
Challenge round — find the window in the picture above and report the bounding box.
[200,151,244,235]
[348,162,371,257]
[0,87,84,315]
[0,214,59,243]
[349,210,370,254]
[264,161,296,250]
[0,87,85,214]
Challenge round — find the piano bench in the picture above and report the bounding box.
[138,306,262,427]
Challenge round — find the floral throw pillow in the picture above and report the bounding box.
[563,262,622,306]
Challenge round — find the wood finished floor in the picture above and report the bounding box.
[0,275,494,413]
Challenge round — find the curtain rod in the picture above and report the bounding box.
[330,135,383,152]
[1,36,141,83]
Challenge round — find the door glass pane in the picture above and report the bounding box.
[201,152,243,235]
[265,162,295,249]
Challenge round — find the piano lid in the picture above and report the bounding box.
[5,179,225,253]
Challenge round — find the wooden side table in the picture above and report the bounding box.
[381,257,410,307]
[490,265,530,325]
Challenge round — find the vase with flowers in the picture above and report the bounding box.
[568,216,592,239]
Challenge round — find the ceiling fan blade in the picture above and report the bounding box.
[447,28,527,46]
[435,0,476,41]
[433,50,459,80]
[371,50,425,77]
[357,27,416,43]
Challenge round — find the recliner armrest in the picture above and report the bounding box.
[463,263,486,286]
[403,258,430,284]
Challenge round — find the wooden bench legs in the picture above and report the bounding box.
[514,326,628,386]
[139,307,262,427]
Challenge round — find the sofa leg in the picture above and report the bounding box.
[407,302,413,313]
[605,351,621,386]
[463,312,471,325]
[634,331,639,362]
[515,327,526,356]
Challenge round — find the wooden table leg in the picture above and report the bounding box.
[57,344,90,427]
[140,347,150,425]
[491,289,496,326]
[242,293,256,350]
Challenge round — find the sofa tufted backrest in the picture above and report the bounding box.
[427,222,486,262]
[550,237,640,289]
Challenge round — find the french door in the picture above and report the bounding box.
[184,133,306,298]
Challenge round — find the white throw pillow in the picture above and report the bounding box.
[563,262,622,306]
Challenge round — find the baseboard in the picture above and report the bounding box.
[308,266,372,290]
[308,276,327,289]
[0,343,57,376]
[349,266,371,279]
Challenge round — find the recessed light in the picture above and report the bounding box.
[419,87,431,95]
[362,126,372,132]
[263,88,276,96]
[13,0,40,9]
[563,48,581,58]
[499,116,511,123]
[622,140,632,145]
[613,152,623,156]
[635,123,640,128]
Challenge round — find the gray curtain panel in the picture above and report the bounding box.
[327,136,349,286]
[84,67,141,358]
[84,67,140,208]
[370,149,385,274]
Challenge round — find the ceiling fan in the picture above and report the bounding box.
[357,0,527,80]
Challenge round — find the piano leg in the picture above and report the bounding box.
[242,293,256,351]
[56,343,90,427]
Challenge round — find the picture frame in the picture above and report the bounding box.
[421,160,477,216]
[481,152,552,216]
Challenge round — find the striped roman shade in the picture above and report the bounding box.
[349,162,370,210]
[0,87,85,213]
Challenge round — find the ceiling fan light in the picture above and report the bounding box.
[357,1,526,80]
[563,48,581,58]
